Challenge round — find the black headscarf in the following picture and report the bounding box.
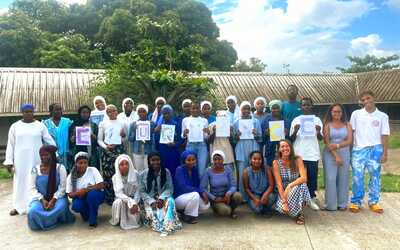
[39,145,58,201]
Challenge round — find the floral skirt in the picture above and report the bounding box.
[101,145,125,204]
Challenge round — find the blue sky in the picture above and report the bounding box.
[1,0,400,73]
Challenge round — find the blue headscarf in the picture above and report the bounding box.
[180,150,197,164]
[21,103,34,112]
[161,104,174,113]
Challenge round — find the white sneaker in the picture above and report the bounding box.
[309,198,320,211]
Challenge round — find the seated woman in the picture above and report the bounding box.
[174,150,210,224]
[66,152,105,228]
[243,150,276,215]
[201,150,242,219]
[139,152,182,236]
[109,154,141,230]
[273,140,311,225]
[28,145,75,230]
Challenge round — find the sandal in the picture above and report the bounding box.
[183,215,198,224]
[338,207,347,211]
[369,204,384,214]
[230,213,238,219]
[295,214,305,225]
[9,209,18,216]
[349,203,360,213]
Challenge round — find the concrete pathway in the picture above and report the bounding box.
[0,180,399,250]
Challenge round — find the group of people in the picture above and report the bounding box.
[3,85,390,235]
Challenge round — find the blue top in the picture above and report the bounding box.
[174,165,204,198]
[42,117,73,156]
[128,120,156,154]
[205,115,216,124]
[200,167,236,201]
[281,100,302,126]
[247,166,269,196]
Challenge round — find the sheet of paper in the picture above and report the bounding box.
[76,126,91,146]
[90,110,105,125]
[300,115,316,137]
[216,116,230,137]
[105,122,123,145]
[269,120,285,142]
[188,121,204,142]
[136,121,151,141]
[160,124,175,144]
[239,119,254,140]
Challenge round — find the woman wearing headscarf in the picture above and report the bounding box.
[226,96,240,125]
[139,152,182,236]
[129,104,156,172]
[174,150,210,224]
[90,96,109,126]
[149,97,167,125]
[253,97,268,149]
[4,104,56,216]
[232,101,262,201]
[261,100,290,168]
[67,152,105,228]
[42,103,73,168]
[110,154,141,230]
[154,104,182,178]
[98,104,127,204]
[117,98,139,156]
[201,150,242,219]
[28,145,75,230]
[201,101,216,124]
[69,105,100,170]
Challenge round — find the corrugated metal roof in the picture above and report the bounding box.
[1,67,399,116]
[0,68,105,116]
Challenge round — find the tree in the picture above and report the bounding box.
[337,54,400,73]
[232,57,267,72]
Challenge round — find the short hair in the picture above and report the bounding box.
[286,84,298,91]
[301,96,313,105]
[359,90,375,99]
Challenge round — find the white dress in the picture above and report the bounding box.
[4,120,56,214]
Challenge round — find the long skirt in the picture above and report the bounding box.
[275,183,311,217]
[110,198,141,230]
[101,145,125,204]
[28,197,75,230]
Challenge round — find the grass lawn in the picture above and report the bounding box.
[0,166,11,180]
[318,171,400,192]
[389,132,400,149]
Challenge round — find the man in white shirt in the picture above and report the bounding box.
[349,90,390,214]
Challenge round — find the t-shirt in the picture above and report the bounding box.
[290,115,323,161]
[281,101,302,126]
[181,116,209,142]
[350,108,390,150]
[66,167,103,193]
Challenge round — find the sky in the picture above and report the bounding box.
[1,0,400,73]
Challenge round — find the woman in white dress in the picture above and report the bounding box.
[4,104,56,216]
[110,154,141,230]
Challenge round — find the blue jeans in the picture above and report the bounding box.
[248,192,277,214]
[72,190,105,225]
[351,145,383,206]
[186,142,208,177]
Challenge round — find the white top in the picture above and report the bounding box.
[117,111,138,135]
[97,119,126,149]
[181,116,209,141]
[350,108,390,150]
[29,164,67,201]
[290,115,323,161]
[66,167,104,193]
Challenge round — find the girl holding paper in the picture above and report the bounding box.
[226,96,240,125]
[69,105,100,170]
[261,100,290,167]
[98,104,127,204]
[117,98,139,156]
[233,101,262,201]
[149,97,166,125]
[201,101,216,124]
[182,103,210,177]
[154,105,182,178]
[289,97,323,211]
[90,96,109,126]
[129,104,156,173]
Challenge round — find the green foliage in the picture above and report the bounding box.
[337,54,400,73]
[232,57,267,72]
[389,133,400,149]
[0,0,237,71]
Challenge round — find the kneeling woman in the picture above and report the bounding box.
[201,150,242,219]
[110,154,141,230]
[243,150,276,215]
[273,140,311,224]
[174,150,210,224]
[66,152,105,228]
[28,145,75,230]
[139,152,182,236]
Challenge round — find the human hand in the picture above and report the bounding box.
[154,125,161,133]
[130,204,139,214]
[335,155,344,166]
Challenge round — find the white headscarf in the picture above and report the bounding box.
[239,101,252,118]
[93,96,107,111]
[182,99,192,108]
[74,151,89,162]
[211,150,225,164]
[253,96,267,109]
[151,97,166,122]
[121,98,134,113]
[200,101,212,111]
[113,154,139,192]
[226,95,240,120]
[136,104,149,113]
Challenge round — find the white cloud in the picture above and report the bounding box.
[350,34,399,58]
[0,8,8,16]
[58,0,87,5]
[387,0,400,10]
[215,0,399,73]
